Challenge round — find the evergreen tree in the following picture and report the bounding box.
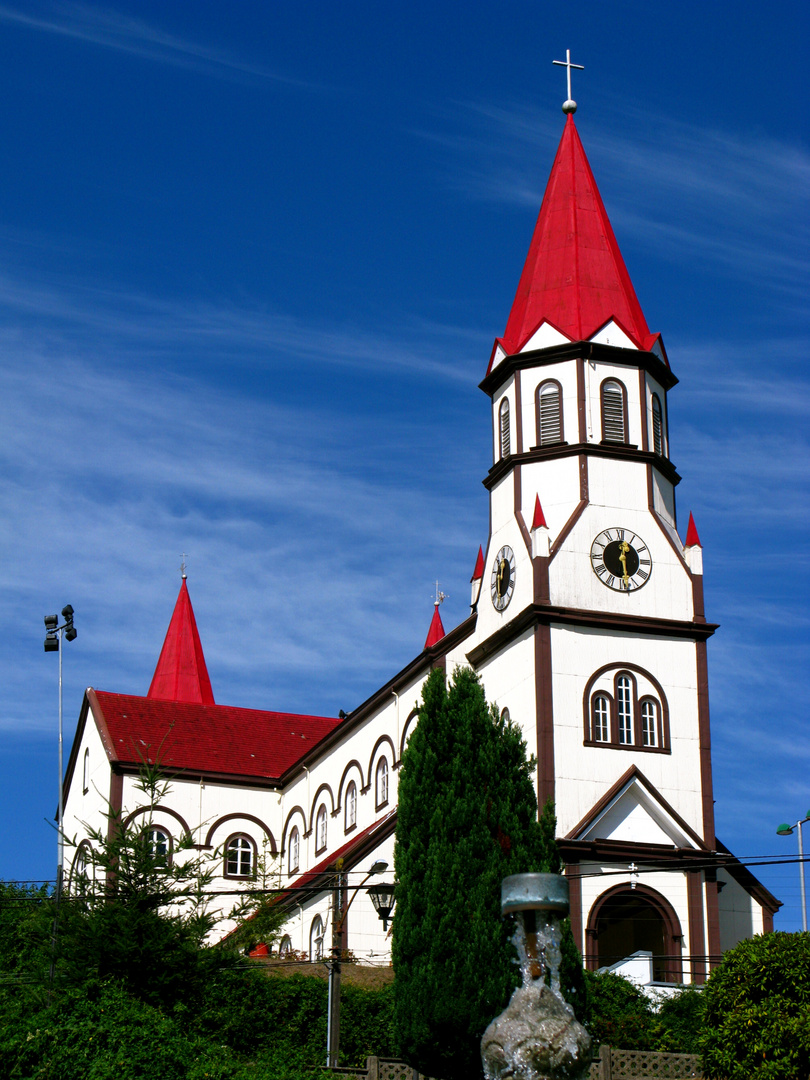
[393,667,583,1079]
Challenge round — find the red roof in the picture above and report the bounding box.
[470,545,485,582]
[424,604,446,649]
[685,512,702,548]
[495,115,651,362]
[531,495,548,530]
[148,579,215,704]
[91,689,342,779]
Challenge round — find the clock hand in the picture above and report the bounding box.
[618,541,630,586]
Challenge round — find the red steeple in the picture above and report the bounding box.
[148,578,215,704]
[496,115,651,360]
[685,512,702,548]
[531,495,548,530]
[424,604,446,649]
[470,545,484,582]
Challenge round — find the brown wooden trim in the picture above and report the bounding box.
[204,812,276,853]
[560,837,714,863]
[687,870,707,983]
[336,760,364,810]
[281,806,307,853]
[638,369,649,453]
[695,641,716,848]
[704,869,722,968]
[366,735,397,785]
[579,452,589,502]
[309,784,336,832]
[108,769,123,842]
[576,358,587,443]
[514,370,523,455]
[122,804,193,841]
[549,498,589,561]
[467,604,717,669]
[535,624,554,807]
[533,555,550,605]
[483,441,681,491]
[400,708,419,759]
[583,662,671,753]
[585,882,683,981]
[479,340,678,396]
[564,763,708,851]
[566,862,583,955]
[692,573,706,622]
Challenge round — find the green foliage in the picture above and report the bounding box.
[393,666,583,1079]
[583,969,656,1050]
[652,985,706,1053]
[699,931,810,1080]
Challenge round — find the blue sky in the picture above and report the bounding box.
[0,2,807,930]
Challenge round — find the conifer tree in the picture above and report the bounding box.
[393,667,583,1079]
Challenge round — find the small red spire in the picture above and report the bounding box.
[494,115,651,365]
[531,495,548,530]
[471,545,485,582]
[685,513,702,548]
[424,604,446,649]
[148,578,215,704]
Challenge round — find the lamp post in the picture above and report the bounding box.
[326,859,391,1068]
[44,605,77,897]
[777,811,810,932]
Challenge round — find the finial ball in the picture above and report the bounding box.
[562,99,577,114]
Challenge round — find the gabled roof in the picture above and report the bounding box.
[90,689,342,780]
[148,578,215,704]
[424,604,446,649]
[495,115,652,363]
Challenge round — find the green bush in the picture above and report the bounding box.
[653,985,706,1053]
[583,970,655,1050]
[700,931,810,1080]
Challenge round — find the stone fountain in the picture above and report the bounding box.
[481,873,591,1080]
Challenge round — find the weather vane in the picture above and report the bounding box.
[180,553,188,580]
[552,49,584,114]
[433,580,447,607]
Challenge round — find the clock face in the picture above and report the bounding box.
[491,546,516,611]
[590,528,652,592]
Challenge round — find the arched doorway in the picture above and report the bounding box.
[586,884,683,983]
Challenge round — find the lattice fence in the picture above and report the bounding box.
[602,1047,702,1079]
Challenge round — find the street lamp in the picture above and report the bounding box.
[44,604,77,897]
[326,858,391,1067]
[776,811,810,932]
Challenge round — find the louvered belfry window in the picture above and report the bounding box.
[537,381,562,445]
[602,380,626,443]
[499,398,510,459]
[652,394,663,455]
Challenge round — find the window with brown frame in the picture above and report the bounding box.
[651,393,664,456]
[224,834,256,879]
[315,805,327,854]
[499,398,510,459]
[345,781,357,831]
[584,666,669,753]
[536,381,563,445]
[601,380,626,443]
[375,758,389,809]
[288,826,300,875]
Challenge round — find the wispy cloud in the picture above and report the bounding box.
[0,2,319,88]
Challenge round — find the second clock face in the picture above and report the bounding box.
[590,528,652,592]
[491,546,516,611]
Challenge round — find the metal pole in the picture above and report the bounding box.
[57,626,64,898]
[799,819,807,933]
[326,872,344,1067]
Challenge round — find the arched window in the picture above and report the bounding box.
[70,841,91,895]
[592,694,610,743]
[315,806,327,854]
[82,748,90,794]
[225,834,255,879]
[279,935,292,957]
[345,782,357,832]
[601,380,626,443]
[651,394,663,456]
[500,707,510,723]
[310,915,324,961]
[288,826,300,875]
[536,381,563,445]
[146,826,171,865]
[499,398,511,459]
[375,758,389,808]
[587,885,683,982]
[641,699,659,748]
[617,676,633,744]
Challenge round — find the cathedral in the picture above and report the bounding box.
[61,103,779,988]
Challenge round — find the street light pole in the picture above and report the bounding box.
[777,811,810,932]
[44,605,77,897]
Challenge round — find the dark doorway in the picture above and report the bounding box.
[591,887,681,982]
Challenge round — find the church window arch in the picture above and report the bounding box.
[145,825,171,866]
[345,781,357,832]
[586,883,683,982]
[69,840,92,895]
[583,663,670,753]
[315,805,328,854]
[224,834,256,879]
[651,393,664,456]
[310,915,325,961]
[375,758,389,809]
[616,674,634,744]
[279,935,292,957]
[591,694,610,743]
[82,748,90,794]
[601,379,627,443]
[640,698,660,748]
[499,398,511,459]
[536,380,563,445]
[288,826,300,875]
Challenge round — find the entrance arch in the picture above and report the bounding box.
[585,883,683,983]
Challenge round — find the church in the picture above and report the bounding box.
[60,96,779,988]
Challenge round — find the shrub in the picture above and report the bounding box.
[584,970,655,1050]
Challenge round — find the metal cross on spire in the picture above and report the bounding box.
[180,552,188,580]
[433,580,447,607]
[553,49,584,115]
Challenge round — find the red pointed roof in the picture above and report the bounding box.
[424,604,446,649]
[496,115,651,360]
[148,578,215,705]
[531,495,548,530]
[91,690,341,779]
[470,545,485,582]
[685,512,702,548]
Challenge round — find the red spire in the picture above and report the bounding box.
[424,604,446,649]
[148,578,215,704]
[497,115,651,359]
[471,545,485,582]
[531,495,548,530]
[685,512,702,548]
